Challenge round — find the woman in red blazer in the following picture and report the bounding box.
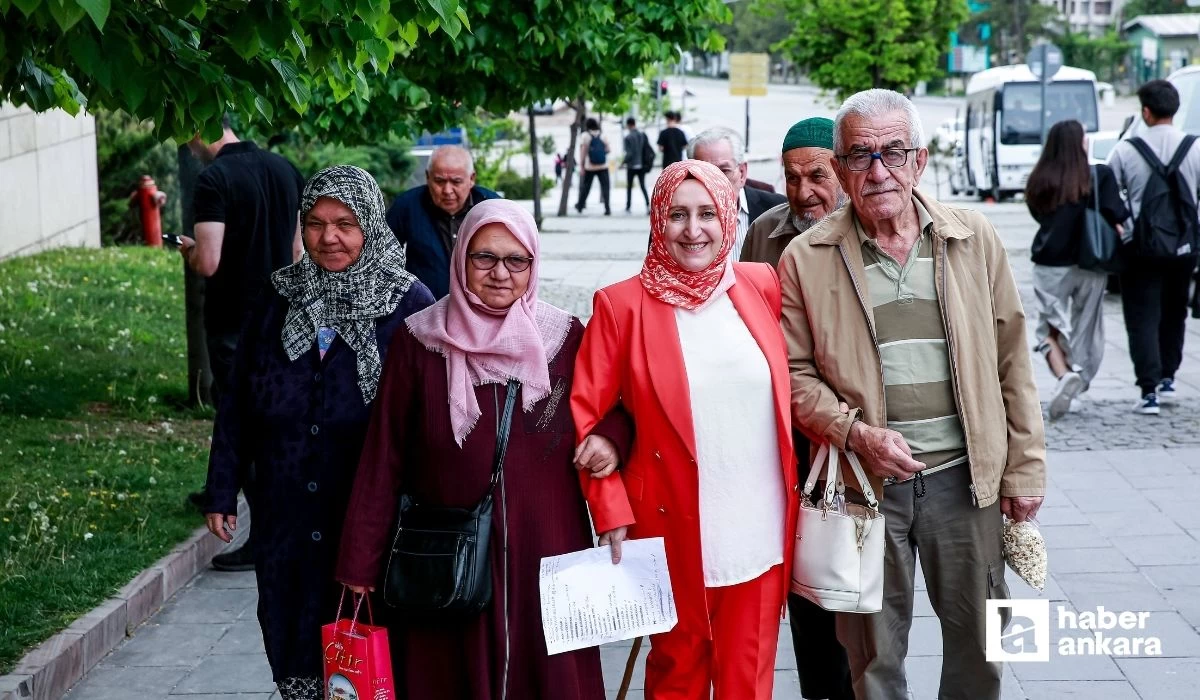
[571,160,799,700]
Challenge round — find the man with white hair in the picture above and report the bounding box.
[385,145,498,297]
[778,89,1046,699]
[688,126,785,254]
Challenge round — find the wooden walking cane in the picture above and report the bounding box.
[616,636,644,700]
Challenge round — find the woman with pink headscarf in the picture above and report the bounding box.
[336,199,628,700]
[571,160,799,699]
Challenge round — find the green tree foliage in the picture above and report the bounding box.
[0,0,465,141]
[270,134,416,201]
[302,0,729,144]
[1059,29,1132,84]
[770,0,969,100]
[959,0,1058,64]
[719,1,791,55]
[1122,0,1200,19]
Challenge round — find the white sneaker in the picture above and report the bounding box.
[1133,393,1161,415]
[1069,397,1083,413]
[1158,379,1177,404]
[1049,372,1085,420]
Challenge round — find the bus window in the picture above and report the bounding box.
[1000,82,1099,145]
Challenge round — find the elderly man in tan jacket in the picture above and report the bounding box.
[777,89,1046,700]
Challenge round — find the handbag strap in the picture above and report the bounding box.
[1091,165,1101,215]
[485,379,520,496]
[801,442,880,511]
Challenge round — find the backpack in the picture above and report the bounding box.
[1126,135,1200,258]
[587,133,607,166]
[640,132,656,171]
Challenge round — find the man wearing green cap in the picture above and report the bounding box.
[740,117,846,265]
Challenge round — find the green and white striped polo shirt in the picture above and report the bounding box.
[855,200,967,475]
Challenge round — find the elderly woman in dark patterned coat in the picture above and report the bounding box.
[203,165,435,700]
[336,199,632,700]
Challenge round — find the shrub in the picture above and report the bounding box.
[492,170,556,200]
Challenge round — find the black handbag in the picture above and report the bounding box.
[382,379,519,616]
[1079,165,1123,273]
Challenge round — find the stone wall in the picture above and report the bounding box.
[0,103,100,260]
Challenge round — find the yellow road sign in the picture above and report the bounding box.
[729,52,769,97]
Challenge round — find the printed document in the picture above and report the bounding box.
[539,536,677,655]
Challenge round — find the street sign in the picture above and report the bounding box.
[1027,43,1063,145]
[729,53,769,97]
[1027,43,1063,83]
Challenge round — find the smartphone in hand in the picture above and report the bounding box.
[162,233,184,248]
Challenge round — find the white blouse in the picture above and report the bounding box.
[675,291,786,587]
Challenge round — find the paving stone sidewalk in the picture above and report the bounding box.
[63,203,1200,700]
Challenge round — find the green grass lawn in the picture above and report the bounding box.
[0,247,216,673]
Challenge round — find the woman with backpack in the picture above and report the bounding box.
[575,117,612,215]
[1026,119,1129,419]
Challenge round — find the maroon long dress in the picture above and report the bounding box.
[337,319,628,700]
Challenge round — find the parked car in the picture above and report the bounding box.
[1087,130,1121,164]
[531,100,556,115]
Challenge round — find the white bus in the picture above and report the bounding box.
[957,64,1099,201]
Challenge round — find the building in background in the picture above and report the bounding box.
[0,103,100,259]
[1048,0,1127,37]
[1123,14,1200,83]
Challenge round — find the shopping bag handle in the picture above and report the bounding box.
[334,585,375,634]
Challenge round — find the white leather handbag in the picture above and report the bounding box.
[790,442,885,613]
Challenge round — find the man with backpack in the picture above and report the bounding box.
[623,117,654,213]
[575,117,612,215]
[1108,79,1200,414]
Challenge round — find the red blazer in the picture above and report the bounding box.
[570,262,799,639]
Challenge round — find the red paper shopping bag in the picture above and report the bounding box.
[321,588,396,700]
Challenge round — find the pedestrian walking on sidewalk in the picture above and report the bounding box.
[623,117,652,213]
[1026,119,1129,419]
[203,166,435,700]
[1108,79,1200,414]
[576,118,612,215]
[657,110,688,168]
[337,199,631,700]
[183,114,307,572]
[572,160,799,700]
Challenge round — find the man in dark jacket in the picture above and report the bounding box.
[385,146,498,297]
[687,126,786,255]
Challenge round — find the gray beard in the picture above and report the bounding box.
[792,192,849,233]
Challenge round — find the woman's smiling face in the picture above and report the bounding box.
[662,178,724,271]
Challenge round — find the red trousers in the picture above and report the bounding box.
[644,565,784,700]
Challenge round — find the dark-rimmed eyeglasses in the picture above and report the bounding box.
[467,252,533,273]
[836,148,921,171]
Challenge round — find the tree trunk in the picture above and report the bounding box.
[556,97,587,217]
[177,145,213,408]
[528,106,543,228]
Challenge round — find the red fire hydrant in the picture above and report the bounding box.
[132,176,168,247]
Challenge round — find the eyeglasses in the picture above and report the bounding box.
[467,252,533,273]
[836,148,921,171]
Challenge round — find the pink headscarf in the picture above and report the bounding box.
[405,199,572,445]
[640,160,738,310]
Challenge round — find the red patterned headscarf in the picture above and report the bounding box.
[640,159,738,310]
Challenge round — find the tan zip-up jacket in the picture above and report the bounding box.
[777,190,1046,508]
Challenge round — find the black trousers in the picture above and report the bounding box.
[1119,256,1197,394]
[788,593,855,699]
[576,169,610,213]
[206,332,255,513]
[626,167,649,210]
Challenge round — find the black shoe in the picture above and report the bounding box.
[186,489,207,513]
[211,541,255,572]
[574,204,584,214]
[604,210,612,216]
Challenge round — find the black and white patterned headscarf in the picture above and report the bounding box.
[271,165,416,404]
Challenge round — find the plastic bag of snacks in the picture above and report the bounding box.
[1002,517,1047,591]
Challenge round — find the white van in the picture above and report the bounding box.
[956,64,1100,201]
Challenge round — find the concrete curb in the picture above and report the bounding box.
[0,498,249,700]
